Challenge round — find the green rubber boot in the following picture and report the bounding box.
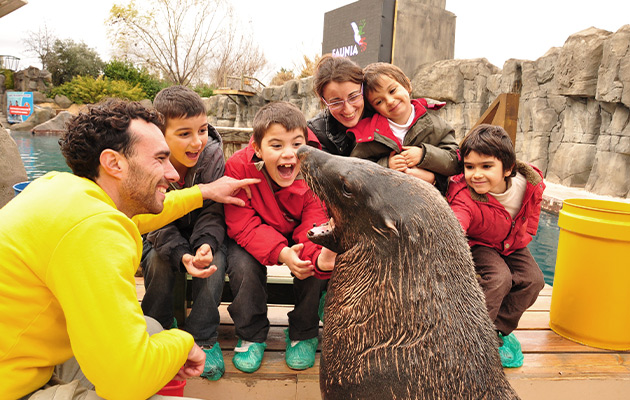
[232,339,266,373]
[200,342,225,381]
[318,291,326,324]
[498,332,524,368]
[284,329,318,370]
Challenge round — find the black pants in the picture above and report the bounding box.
[471,245,545,335]
[141,241,226,347]
[226,239,327,342]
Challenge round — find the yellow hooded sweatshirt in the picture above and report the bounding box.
[0,172,203,399]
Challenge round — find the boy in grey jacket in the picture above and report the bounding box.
[141,85,227,381]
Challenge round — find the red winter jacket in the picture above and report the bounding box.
[224,144,331,279]
[446,161,545,256]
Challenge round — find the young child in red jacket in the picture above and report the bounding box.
[348,62,460,194]
[223,101,335,373]
[446,124,546,368]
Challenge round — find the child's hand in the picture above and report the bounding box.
[405,167,435,184]
[317,247,337,272]
[182,244,217,278]
[279,243,314,280]
[388,151,408,172]
[401,146,424,167]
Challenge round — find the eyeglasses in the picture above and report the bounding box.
[321,84,364,111]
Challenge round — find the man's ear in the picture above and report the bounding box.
[99,149,127,179]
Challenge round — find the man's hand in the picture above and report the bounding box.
[198,176,261,207]
[388,151,408,172]
[182,244,217,278]
[401,146,424,167]
[317,247,337,272]
[175,343,206,380]
[279,243,314,280]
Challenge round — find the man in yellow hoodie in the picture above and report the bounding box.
[0,99,257,400]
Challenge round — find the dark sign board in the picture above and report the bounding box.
[322,0,395,67]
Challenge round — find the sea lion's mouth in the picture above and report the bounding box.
[308,218,334,238]
[308,218,344,253]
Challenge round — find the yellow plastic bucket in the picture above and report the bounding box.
[549,198,630,350]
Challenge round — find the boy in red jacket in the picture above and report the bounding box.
[224,101,334,373]
[446,124,545,368]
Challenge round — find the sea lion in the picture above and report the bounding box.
[297,146,519,400]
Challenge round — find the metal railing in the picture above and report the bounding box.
[0,55,20,71]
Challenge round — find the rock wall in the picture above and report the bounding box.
[0,125,28,208]
[207,25,630,199]
[1,26,627,199]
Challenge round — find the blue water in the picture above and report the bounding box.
[530,211,560,286]
[11,130,71,180]
[11,131,562,284]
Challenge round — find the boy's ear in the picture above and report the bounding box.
[252,142,262,158]
[504,165,514,178]
[99,149,127,179]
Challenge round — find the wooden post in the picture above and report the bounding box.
[470,93,520,145]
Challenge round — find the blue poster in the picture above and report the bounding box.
[7,91,34,124]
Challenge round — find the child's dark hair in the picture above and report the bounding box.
[252,101,307,146]
[152,85,206,129]
[363,62,412,94]
[313,54,364,101]
[460,124,516,175]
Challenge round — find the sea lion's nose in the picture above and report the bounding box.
[297,145,315,161]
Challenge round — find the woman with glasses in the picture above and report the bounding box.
[308,54,373,156]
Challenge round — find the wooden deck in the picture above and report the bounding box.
[135,279,630,400]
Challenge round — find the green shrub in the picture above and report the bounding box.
[193,84,214,98]
[0,69,14,89]
[104,60,167,100]
[50,75,146,104]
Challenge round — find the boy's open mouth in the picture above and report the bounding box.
[277,164,295,179]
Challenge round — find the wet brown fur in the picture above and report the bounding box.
[298,147,520,400]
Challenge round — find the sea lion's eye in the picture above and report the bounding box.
[341,182,353,198]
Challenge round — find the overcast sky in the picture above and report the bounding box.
[1,0,628,83]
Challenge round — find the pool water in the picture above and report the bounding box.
[11,130,71,180]
[529,211,560,286]
[11,130,562,285]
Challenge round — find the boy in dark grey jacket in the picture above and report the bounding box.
[141,85,227,381]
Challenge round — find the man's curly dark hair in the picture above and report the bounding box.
[59,99,163,181]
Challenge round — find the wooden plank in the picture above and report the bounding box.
[528,294,551,311]
[214,326,617,355]
[213,89,255,96]
[505,353,630,378]
[517,311,550,330]
[515,330,615,354]
[189,350,630,381]
[540,284,553,296]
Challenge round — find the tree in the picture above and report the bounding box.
[47,39,105,86]
[206,18,267,89]
[297,55,321,79]
[269,68,296,87]
[108,0,262,87]
[24,24,57,70]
